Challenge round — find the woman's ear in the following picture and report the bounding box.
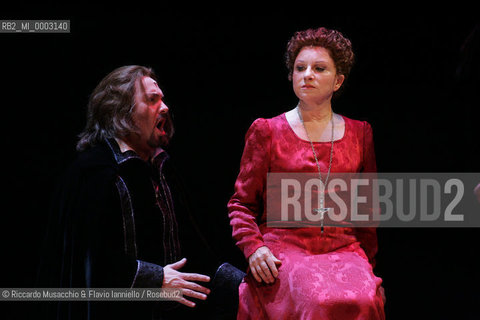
[334,74,345,91]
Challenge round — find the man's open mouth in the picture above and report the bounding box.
[156,117,166,134]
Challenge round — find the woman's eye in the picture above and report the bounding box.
[295,65,305,72]
[315,67,326,72]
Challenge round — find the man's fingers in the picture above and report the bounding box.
[178,297,196,308]
[182,281,211,295]
[182,272,211,283]
[175,282,210,308]
[182,288,208,301]
[167,257,187,270]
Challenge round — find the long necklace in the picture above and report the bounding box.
[296,105,334,233]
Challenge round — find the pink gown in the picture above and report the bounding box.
[228,113,385,320]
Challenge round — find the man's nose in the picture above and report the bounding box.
[159,102,169,114]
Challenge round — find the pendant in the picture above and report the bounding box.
[313,198,330,234]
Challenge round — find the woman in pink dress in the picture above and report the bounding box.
[228,27,385,319]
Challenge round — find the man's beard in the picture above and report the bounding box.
[147,131,163,149]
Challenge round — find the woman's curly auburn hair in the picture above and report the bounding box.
[285,27,355,82]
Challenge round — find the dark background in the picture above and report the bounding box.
[1,7,479,319]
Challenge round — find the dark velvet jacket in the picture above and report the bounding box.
[38,139,181,319]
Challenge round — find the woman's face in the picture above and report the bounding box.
[292,46,344,105]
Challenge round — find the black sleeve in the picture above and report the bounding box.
[37,152,169,319]
[82,166,168,288]
[40,162,138,289]
[131,260,164,287]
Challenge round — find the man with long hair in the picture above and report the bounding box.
[39,65,211,319]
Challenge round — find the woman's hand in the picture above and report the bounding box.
[248,246,282,284]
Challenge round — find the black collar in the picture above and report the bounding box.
[105,138,169,172]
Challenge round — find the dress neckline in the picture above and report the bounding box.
[282,112,347,144]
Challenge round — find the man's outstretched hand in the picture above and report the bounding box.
[162,258,211,307]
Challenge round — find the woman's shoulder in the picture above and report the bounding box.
[248,113,285,130]
[244,113,287,141]
[253,112,289,127]
[341,114,373,131]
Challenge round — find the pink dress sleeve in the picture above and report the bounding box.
[355,121,379,268]
[228,118,271,259]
